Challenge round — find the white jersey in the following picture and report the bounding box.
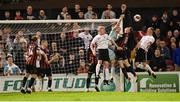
[91,34,111,49]
[79,32,93,49]
[139,35,155,51]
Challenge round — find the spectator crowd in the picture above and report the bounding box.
[0,4,180,76]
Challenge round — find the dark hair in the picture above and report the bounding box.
[152,15,158,19]
[6,54,13,60]
[16,10,21,13]
[87,4,93,7]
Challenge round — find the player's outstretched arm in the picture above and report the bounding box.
[109,15,124,38]
[116,14,124,27]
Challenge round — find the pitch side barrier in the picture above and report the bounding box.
[0,72,180,93]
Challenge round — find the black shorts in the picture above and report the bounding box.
[26,65,37,74]
[97,49,109,61]
[88,63,96,73]
[36,68,43,77]
[115,50,127,60]
[135,48,146,62]
[41,68,52,77]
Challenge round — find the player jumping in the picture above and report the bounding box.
[114,27,137,81]
[133,27,157,78]
[90,26,120,86]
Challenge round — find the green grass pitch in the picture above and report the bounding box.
[0,92,180,101]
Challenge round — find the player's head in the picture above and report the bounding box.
[124,27,131,34]
[125,27,133,34]
[31,35,38,42]
[41,40,48,48]
[98,26,106,35]
[146,27,154,36]
[115,26,121,34]
[36,31,41,38]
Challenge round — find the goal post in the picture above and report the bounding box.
[0,19,125,92]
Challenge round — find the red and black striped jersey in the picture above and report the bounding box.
[40,47,50,68]
[115,33,129,48]
[26,41,38,66]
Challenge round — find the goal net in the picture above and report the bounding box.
[0,19,122,75]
